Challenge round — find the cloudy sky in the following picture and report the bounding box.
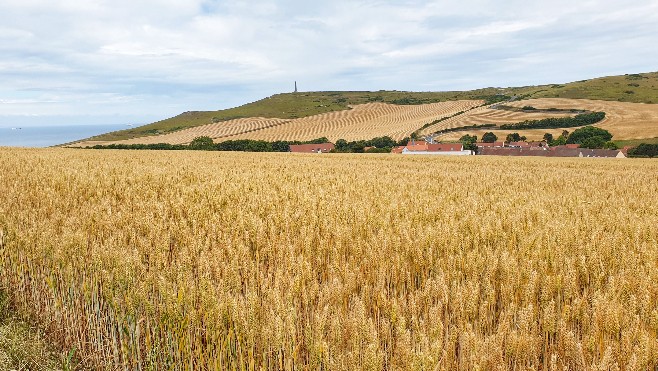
[1,0,657,126]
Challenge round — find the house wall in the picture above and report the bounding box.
[402,150,473,156]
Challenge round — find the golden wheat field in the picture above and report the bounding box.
[0,148,657,370]
[425,98,658,141]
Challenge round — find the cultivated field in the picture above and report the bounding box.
[75,101,483,146]
[221,101,482,142]
[0,149,657,370]
[426,98,658,141]
[74,98,658,147]
[76,117,290,146]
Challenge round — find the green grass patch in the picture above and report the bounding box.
[614,137,658,147]
[0,290,74,370]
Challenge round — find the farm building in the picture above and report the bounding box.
[476,141,506,148]
[478,147,625,158]
[289,143,335,153]
[400,143,472,155]
[549,144,581,151]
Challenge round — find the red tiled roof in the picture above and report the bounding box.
[427,143,463,151]
[405,143,429,151]
[289,143,335,153]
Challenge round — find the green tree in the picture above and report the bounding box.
[189,136,215,151]
[566,126,613,144]
[482,132,498,143]
[308,137,329,144]
[506,133,524,142]
[603,141,618,150]
[549,136,567,146]
[628,143,658,158]
[543,133,554,143]
[369,136,396,149]
[397,137,410,146]
[581,136,606,149]
[460,134,477,151]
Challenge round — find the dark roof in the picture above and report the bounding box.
[427,143,463,151]
[577,149,622,158]
[476,141,505,148]
[289,143,335,153]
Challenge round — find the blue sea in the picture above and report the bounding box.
[0,124,128,148]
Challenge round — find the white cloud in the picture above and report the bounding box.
[0,0,657,125]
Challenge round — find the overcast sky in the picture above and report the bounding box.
[1,0,657,126]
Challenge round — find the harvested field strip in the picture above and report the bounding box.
[421,98,658,140]
[80,101,483,146]
[74,117,290,146]
[225,100,483,142]
[419,106,574,135]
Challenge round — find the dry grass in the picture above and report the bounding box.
[424,98,658,141]
[0,148,657,370]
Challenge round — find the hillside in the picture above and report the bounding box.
[75,71,658,145]
[422,98,658,141]
[79,101,483,146]
[83,90,503,142]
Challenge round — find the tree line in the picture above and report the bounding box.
[85,136,410,153]
[468,126,619,150]
[499,112,606,130]
[87,137,332,152]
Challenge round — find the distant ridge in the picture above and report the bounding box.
[79,71,658,144]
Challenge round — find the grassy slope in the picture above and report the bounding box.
[527,72,658,103]
[87,72,658,142]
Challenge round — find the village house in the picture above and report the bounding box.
[577,149,627,158]
[289,143,335,153]
[391,146,405,154]
[478,147,625,158]
[400,143,472,155]
[549,144,580,151]
[476,141,506,148]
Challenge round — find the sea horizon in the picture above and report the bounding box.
[0,124,131,148]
